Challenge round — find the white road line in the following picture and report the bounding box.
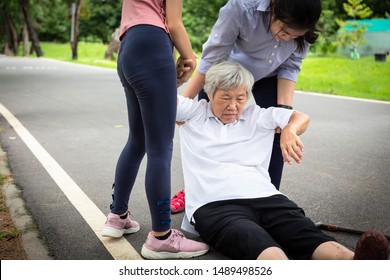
[0,102,142,260]
[296,90,390,105]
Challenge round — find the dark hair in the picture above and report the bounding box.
[270,0,322,52]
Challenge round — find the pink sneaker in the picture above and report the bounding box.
[102,211,140,238]
[141,229,209,259]
[171,189,185,214]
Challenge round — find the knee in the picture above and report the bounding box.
[311,241,354,260]
[257,246,289,260]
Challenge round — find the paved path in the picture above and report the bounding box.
[0,56,389,260]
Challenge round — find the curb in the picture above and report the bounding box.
[0,147,53,260]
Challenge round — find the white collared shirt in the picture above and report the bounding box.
[176,95,293,232]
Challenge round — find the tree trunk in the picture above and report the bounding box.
[4,21,14,56]
[70,0,82,60]
[104,28,120,60]
[19,0,43,57]
[10,18,18,55]
[4,15,18,55]
[22,23,29,56]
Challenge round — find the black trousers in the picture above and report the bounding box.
[198,75,283,189]
[193,195,336,259]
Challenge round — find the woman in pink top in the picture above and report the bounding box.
[102,0,208,260]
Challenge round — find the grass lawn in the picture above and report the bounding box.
[37,42,390,101]
[297,56,390,101]
[39,41,117,69]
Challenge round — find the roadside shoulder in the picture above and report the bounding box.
[0,146,53,260]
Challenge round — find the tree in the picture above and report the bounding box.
[312,10,340,55]
[79,0,121,43]
[34,0,69,43]
[3,11,19,56]
[335,0,389,18]
[343,0,373,19]
[19,0,43,57]
[21,23,29,56]
[335,0,373,59]
[104,27,120,60]
[69,0,82,60]
[0,0,23,55]
[182,0,228,52]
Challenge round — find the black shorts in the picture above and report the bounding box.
[192,195,336,260]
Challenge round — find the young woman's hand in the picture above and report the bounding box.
[176,52,197,87]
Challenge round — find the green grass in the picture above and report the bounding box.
[38,41,117,69]
[297,56,390,101]
[0,174,22,241]
[0,227,22,240]
[35,42,390,101]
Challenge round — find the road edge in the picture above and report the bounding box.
[0,146,53,260]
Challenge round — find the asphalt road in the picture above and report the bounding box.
[0,56,389,260]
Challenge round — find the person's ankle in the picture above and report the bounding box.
[119,212,128,219]
[153,230,171,240]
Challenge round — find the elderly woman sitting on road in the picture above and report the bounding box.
[175,61,390,260]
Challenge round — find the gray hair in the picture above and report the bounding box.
[204,61,254,99]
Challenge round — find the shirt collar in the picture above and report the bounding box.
[257,0,271,12]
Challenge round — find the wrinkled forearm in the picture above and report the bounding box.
[285,111,310,136]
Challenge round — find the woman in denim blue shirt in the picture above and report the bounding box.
[181,0,322,190]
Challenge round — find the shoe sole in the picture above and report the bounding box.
[141,245,208,259]
[354,230,390,260]
[102,225,140,238]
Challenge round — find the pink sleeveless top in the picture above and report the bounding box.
[119,0,168,40]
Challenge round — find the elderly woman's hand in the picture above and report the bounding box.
[280,124,305,165]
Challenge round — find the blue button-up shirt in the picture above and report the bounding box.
[198,0,310,83]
